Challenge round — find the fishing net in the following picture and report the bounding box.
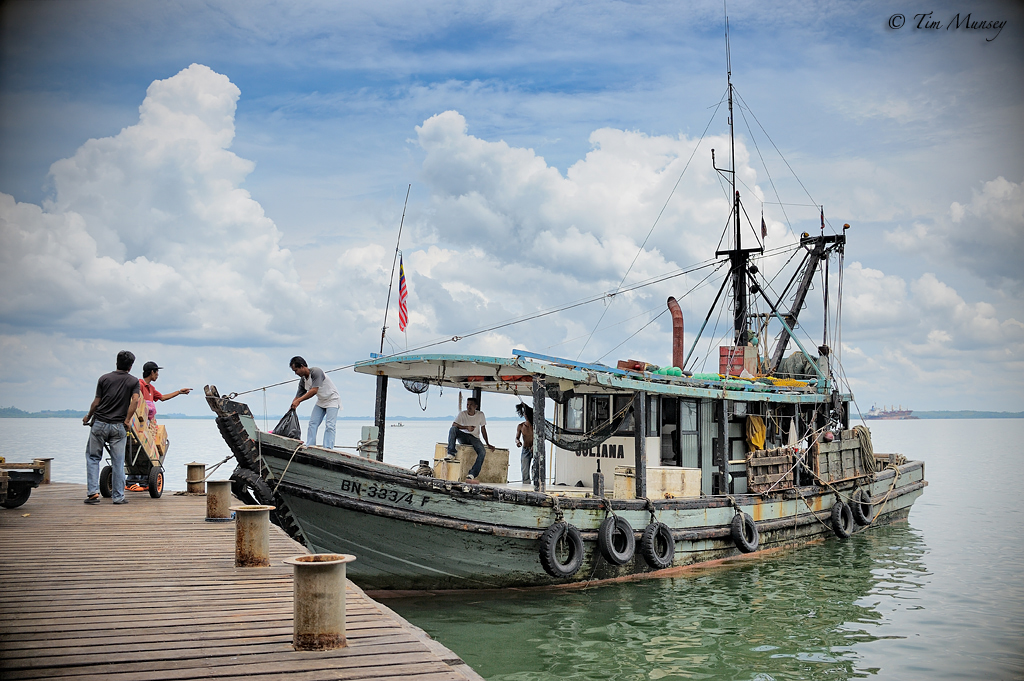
[541,399,634,451]
[402,379,430,394]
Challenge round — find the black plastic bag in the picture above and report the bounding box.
[273,409,302,440]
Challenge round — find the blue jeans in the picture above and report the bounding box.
[87,421,126,501]
[521,445,535,484]
[448,426,486,478]
[308,405,338,449]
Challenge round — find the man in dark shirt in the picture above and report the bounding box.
[82,350,142,505]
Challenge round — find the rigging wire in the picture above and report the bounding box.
[576,90,729,360]
[228,257,723,398]
[733,89,793,232]
[596,262,725,363]
[732,89,820,215]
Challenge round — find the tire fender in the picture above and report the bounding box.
[597,515,636,566]
[731,511,759,553]
[831,501,854,538]
[539,521,585,578]
[640,522,675,570]
[851,489,873,526]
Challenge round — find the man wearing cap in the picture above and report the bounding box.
[139,361,192,422]
[290,356,342,449]
[83,350,142,505]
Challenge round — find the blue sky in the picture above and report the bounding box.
[1,0,1022,420]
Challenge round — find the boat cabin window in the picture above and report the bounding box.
[661,397,700,467]
[614,395,634,434]
[646,395,659,436]
[564,396,584,432]
[587,395,610,431]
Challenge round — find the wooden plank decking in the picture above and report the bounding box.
[0,483,482,681]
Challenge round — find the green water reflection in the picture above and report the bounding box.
[390,525,928,681]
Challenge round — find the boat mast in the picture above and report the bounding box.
[714,13,761,346]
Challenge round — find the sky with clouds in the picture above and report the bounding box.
[1,0,1022,420]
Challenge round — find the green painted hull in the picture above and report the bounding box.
[249,425,926,591]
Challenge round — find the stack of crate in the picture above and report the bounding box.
[719,345,758,376]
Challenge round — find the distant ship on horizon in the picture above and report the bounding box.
[865,405,918,420]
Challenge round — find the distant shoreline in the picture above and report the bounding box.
[2,406,1021,420]
[0,407,517,421]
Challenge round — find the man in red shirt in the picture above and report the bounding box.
[139,361,192,422]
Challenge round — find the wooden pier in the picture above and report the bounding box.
[0,483,482,681]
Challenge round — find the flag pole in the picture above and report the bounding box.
[380,184,412,354]
[375,183,411,461]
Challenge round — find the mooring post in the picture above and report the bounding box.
[532,378,546,493]
[284,554,357,650]
[205,480,233,522]
[186,462,206,494]
[633,391,647,499]
[230,504,275,567]
[33,458,53,484]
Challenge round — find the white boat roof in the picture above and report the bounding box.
[353,350,844,404]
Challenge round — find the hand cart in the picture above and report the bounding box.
[99,400,168,499]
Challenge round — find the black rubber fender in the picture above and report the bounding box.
[597,515,636,566]
[831,501,854,538]
[539,521,585,578]
[851,489,873,526]
[731,511,759,553]
[640,521,675,570]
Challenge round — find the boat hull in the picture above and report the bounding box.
[235,416,926,591]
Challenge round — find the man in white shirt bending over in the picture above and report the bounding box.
[447,398,493,482]
[290,356,342,449]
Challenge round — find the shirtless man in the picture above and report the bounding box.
[515,403,536,485]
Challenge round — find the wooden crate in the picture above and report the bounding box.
[816,431,869,483]
[433,443,509,484]
[613,465,700,500]
[746,446,797,494]
[719,345,757,377]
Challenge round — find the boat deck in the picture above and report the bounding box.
[0,482,482,681]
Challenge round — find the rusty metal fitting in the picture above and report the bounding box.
[284,553,357,651]
[205,480,233,522]
[229,504,275,567]
[33,458,53,484]
[185,462,206,494]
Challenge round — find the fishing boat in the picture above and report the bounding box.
[205,34,927,591]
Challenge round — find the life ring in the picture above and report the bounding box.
[539,522,585,578]
[831,501,854,538]
[640,522,675,569]
[731,512,759,553]
[851,489,873,526]
[598,515,636,565]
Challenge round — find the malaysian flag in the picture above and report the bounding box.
[398,255,408,332]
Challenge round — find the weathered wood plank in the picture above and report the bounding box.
[0,483,480,681]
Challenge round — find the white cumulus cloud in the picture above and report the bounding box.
[0,64,307,345]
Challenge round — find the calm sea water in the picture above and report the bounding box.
[2,417,1022,680]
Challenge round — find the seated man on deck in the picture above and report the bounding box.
[447,398,493,482]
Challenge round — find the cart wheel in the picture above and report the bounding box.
[1,483,32,509]
[100,466,113,498]
[148,467,164,498]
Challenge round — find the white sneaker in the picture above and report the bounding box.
[465,474,475,480]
